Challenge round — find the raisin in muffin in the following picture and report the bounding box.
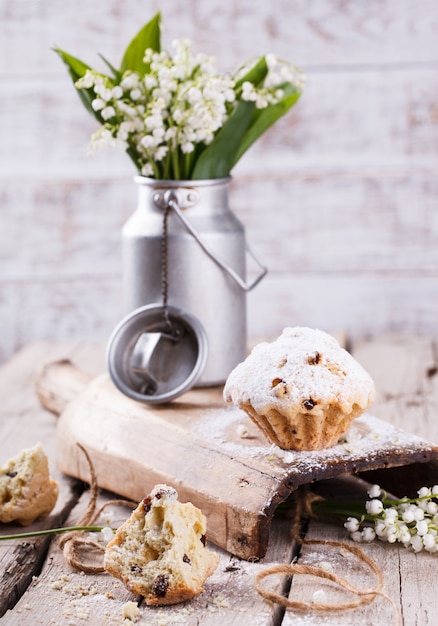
[0,443,59,525]
[104,485,219,606]
[223,327,375,451]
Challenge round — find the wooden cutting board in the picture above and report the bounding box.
[36,360,438,561]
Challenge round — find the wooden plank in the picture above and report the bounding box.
[1,164,438,367]
[282,472,438,626]
[279,335,438,624]
[0,178,133,281]
[283,519,405,625]
[0,343,298,625]
[242,68,438,168]
[233,170,438,274]
[2,169,438,282]
[0,342,105,618]
[2,0,438,78]
[247,275,438,345]
[2,338,438,623]
[3,489,298,626]
[1,491,143,625]
[284,336,437,626]
[2,273,438,370]
[0,281,123,367]
[351,335,438,444]
[2,2,438,366]
[31,352,437,561]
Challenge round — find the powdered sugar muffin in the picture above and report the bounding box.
[223,327,375,451]
[104,484,219,606]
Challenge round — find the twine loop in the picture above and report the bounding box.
[255,486,401,625]
[58,444,135,573]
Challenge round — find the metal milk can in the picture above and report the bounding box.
[121,176,267,387]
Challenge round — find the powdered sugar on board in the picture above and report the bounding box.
[193,405,437,479]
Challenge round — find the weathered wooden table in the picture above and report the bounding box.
[1,336,438,626]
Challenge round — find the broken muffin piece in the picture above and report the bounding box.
[104,484,219,606]
[0,442,59,525]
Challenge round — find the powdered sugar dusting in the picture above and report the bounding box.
[194,403,434,478]
[223,327,375,417]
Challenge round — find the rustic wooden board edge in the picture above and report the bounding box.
[55,406,279,562]
[55,397,438,563]
[280,447,438,493]
[35,358,438,562]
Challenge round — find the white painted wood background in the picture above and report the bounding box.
[1,0,438,365]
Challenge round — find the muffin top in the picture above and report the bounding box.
[223,327,375,419]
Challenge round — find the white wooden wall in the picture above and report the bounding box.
[1,0,438,365]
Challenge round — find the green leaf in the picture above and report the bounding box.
[53,47,91,81]
[99,53,121,82]
[234,56,268,88]
[120,12,161,75]
[231,84,302,167]
[53,47,98,116]
[191,100,256,179]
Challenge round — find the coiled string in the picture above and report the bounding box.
[254,486,401,624]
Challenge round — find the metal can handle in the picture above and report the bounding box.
[157,189,267,292]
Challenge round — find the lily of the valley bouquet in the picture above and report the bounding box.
[55,12,304,180]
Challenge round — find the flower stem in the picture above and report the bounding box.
[0,525,105,541]
[277,498,369,520]
[311,499,368,519]
[183,151,195,179]
[171,147,180,180]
